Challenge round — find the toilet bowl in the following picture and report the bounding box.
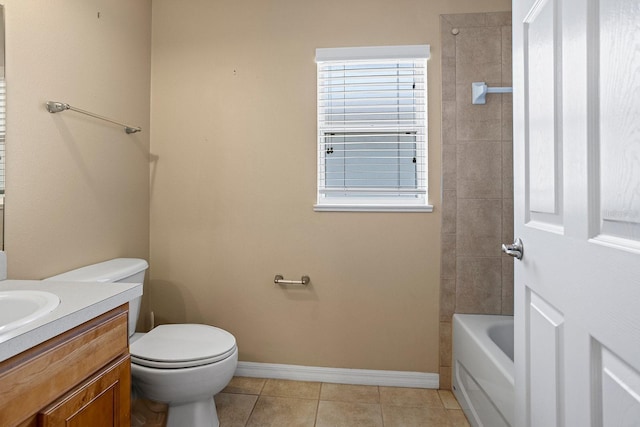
[45,258,237,427]
[131,324,237,427]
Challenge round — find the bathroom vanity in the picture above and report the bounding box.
[0,280,142,426]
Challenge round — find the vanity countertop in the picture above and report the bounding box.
[0,279,142,362]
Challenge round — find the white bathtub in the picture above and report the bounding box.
[452,314,514,427]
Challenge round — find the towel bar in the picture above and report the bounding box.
[46,101,142,134]
[274,275,310,285]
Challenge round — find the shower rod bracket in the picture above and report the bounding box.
[471,82,513,105]
[46,101,142,134]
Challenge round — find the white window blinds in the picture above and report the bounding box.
[315,45,431,212]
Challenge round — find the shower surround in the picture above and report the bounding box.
[439,12,513,389]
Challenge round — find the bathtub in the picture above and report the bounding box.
[452,314,514,427]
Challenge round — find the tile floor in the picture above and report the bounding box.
[214,377,471,427]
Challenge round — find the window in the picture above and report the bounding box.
[315,45,431,212]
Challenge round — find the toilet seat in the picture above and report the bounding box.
[131,324,237,369]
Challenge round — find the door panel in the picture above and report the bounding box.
[525,0,561,218]
[596,0,640,247]
[524,0,564,233]
[528,291,564,427]
[598,345,640,426]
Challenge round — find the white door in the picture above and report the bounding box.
[512,0,640,425]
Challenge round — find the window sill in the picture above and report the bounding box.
[313,204,434,213]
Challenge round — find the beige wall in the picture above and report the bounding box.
[150,0,510,373]
[4,0,151,278]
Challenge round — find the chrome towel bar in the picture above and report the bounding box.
[274,275,310,285]
[46,101,142,134]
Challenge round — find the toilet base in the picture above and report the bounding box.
[167,397,220,427]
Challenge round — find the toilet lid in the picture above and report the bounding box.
[130,324,237,369]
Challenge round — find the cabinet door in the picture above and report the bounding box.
[39,354,131,427]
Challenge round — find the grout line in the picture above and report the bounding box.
[314,394,320,427]
[241,392,258,427]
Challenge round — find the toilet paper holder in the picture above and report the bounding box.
[274,275,310,285]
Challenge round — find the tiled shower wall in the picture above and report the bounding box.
[439,12,513,390]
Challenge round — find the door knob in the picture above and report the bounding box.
[502,238,524,260]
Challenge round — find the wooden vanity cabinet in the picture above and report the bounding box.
[0,304,131,427]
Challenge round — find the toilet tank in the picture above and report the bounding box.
[45,258,148,337]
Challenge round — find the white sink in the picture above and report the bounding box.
[0,290,60,334]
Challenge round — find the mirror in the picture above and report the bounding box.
[0,4,5,250]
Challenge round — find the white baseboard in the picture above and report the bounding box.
[234,361,439,389]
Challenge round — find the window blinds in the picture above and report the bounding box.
[316,45,429,206]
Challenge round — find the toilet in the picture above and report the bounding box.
[45,258,238,427]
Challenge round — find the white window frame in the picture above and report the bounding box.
[314,45,432,213]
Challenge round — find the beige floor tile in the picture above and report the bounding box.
[222,376,267,395]
[131,398,167,427]
[438,389,462,409]
[448,409,471,427]
[379,386,443,408]
[382,405,452,427]
[215,393,258,427]
[320,383,380,404]
[246,395,317,427]
[261,379,321,399]
[316,401,383,427]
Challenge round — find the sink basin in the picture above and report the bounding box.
[0,290,60,334]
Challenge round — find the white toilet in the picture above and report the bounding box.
[45,258,238,427]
